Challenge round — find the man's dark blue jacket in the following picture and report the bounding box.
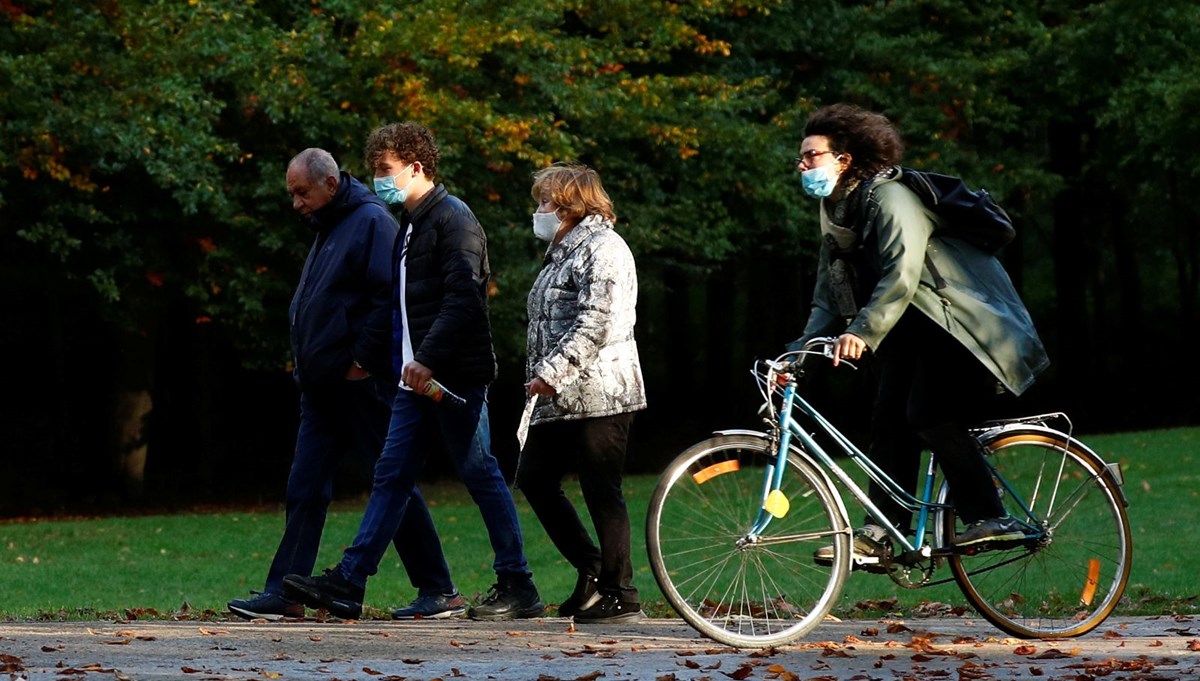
[289,171,400,389]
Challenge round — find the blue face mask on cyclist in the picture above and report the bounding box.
[801,162,841,199]
[374,165,416,205]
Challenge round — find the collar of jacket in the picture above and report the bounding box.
[309,171,362,232]
[400,183,449,226]
[545,214,611,264]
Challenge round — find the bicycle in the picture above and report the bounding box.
[646,337,1132,648]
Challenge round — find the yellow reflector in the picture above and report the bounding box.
[1080,558,1101,605]
[764,489,790,518]
[691,459,740,485]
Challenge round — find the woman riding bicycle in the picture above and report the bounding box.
[788,103,1050,563]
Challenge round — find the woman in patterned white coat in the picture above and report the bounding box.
[515,162,647,624]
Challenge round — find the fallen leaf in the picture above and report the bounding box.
[1032,648,1079,659]
[1014,645,1038,656]
[1189,640,1200,651]
[363,667,383,676]
[574,672,604,681]
[197,628,228,636]
[181,666,204,673]
[401,658,424,664]
[722,664,754,680]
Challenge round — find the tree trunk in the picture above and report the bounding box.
[114,388,152,498]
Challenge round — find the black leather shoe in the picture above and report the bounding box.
[468,575,544,621]
[282,568,364,620]
[557,573,600,618]
[573,593,644,623]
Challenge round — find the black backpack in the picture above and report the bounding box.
[893,167,1015,254]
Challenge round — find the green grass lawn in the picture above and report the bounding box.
[1,427,1197,620]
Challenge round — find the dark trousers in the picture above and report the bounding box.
[517,412,638,602]
[266,376,443,596]
[867,310,1007,530]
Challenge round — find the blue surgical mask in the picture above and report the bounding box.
[373,166,415,205]
[801,162,841,199]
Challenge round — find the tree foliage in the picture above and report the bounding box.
[2,0,1198,509]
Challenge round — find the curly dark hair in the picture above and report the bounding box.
[803,104,904,183]
[363,122,440,178]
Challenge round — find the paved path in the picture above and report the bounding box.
[1,616,1198,680]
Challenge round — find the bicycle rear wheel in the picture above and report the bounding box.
[646,434,850,647]
[946,428,1132,638]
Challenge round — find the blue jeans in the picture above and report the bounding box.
[264,376,448,596]
[339,385,530,589]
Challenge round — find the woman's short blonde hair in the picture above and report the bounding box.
[530,162,616,225]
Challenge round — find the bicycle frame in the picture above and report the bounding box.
[745,344,1048,562]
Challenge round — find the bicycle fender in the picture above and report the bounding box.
[712,429,853,527]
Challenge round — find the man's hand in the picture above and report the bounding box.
[832,333,867,367]
[401,360,433,393]
[525,377,557,397]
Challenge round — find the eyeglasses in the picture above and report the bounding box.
[794,149,835,168]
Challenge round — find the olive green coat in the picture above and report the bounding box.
[790,171,1049,396]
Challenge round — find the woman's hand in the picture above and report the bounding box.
[832,333,867,367]
[525,377,557,397]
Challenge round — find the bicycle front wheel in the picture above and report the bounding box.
[947,428,1132,638]
[646,434,850,648]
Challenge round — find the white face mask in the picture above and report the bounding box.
[532,210,561,241]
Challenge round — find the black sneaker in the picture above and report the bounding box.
[572,593,644,624]
[282,568,364,620]
[813,524,892,572]
[392,592,467,620]
[467,575,544,621]
[228,591,304,621]
[557,573,600,618]
[954,516,1029,548]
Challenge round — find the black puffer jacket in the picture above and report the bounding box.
[289,172,399,388]
[391,184,497,388]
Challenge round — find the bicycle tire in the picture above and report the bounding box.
[646,434,850,647]
[945,428,1132,638]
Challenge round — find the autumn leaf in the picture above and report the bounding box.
[1032,648,1079,659]
[721,663,754,680]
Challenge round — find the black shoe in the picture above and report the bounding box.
[557,573,600,618]
[573,593,644,624]
[813,524,892,573]
[282,568,364,620]
[228,591,304,621]
[954,516,1029,548]
[468,575,544,621]
[392,592,467,620]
